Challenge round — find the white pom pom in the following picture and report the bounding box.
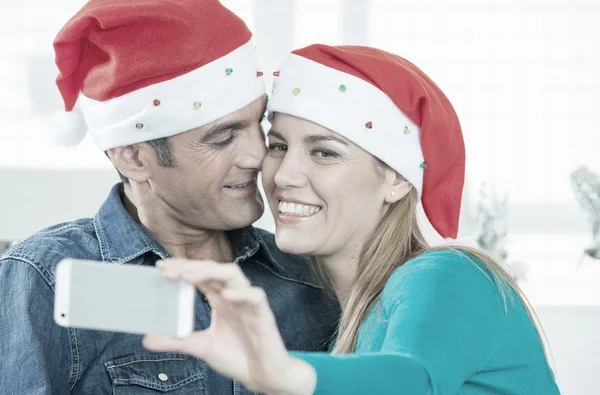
[48,107,88,147]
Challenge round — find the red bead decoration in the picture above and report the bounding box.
[366,121,373,129]
[257,71,264,77]
[273,71,280,77]
[153,99,161,106]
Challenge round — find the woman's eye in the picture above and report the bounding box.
[312,149,339,159]
[268,143,287,152]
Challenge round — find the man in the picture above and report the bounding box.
[0,1,338,394]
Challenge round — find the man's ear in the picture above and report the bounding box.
[384,170,413,204]
[107,144,153,183]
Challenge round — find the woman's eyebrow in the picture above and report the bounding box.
[304,135,348,145]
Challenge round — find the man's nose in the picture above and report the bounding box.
[237,127,268,169]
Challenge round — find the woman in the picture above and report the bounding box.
[143,45,560,394]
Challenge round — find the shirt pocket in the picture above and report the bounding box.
[105,352,208,395]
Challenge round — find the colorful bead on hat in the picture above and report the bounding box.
[51,0,265,150]
[268,44,465,239]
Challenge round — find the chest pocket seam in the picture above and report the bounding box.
[111,374,204,392]
[105,353,207,393]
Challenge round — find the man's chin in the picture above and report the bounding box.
[224,199,265,229]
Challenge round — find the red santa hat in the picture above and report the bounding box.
[267,45,465,239]
[51,0,265,150]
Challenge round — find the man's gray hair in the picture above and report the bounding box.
[108,137,176,183]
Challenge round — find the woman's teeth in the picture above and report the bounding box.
[278,201,321,216]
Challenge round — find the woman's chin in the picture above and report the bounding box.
[274,231,316,256]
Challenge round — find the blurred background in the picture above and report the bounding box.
[1,0,599,393]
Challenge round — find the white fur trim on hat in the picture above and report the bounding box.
[48,106,88,147]
[267,53,425,198]
[78,40,264,151]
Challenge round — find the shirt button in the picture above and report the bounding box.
[158,373,169,382]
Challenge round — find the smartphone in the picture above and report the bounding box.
[54,258,195,337]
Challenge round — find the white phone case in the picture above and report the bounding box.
[54,259,195,337]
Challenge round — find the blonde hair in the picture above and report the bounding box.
[311,187,550,364]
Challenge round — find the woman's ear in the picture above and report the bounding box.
[384,170,412,204]
[107,144,152,183]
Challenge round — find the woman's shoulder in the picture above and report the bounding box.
[381,249,506,312]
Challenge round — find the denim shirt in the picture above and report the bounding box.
[0,184,339,395]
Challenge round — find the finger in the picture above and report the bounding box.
[159,267,229,293]
[143,334,185,353]
[157,259,227,284]
[160,268,184,281]
[156,259,168,269]
[143,331,212,359]
[157,258,217,270]
[221,286,268,308]
[180,264,251,289]
[156,259,203,281]
[156,260,251,293]
[202,288,224,308]
[158,260,242,283]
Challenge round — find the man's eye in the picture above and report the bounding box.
[212,135,234,148]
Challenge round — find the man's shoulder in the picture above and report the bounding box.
[1,218,101,283]
[251,227,323,288]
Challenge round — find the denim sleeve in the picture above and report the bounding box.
[0,258,73,394]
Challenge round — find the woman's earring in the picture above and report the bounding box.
[390,191,396,196]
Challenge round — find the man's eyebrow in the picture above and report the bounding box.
[203,96,268,141]
[201,120,248,141]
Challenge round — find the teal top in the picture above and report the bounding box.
[292,250,560,394]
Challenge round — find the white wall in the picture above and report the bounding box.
[0,168,119,241]
[535,306,600,395]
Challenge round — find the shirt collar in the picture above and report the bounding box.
[93,183,280,270]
